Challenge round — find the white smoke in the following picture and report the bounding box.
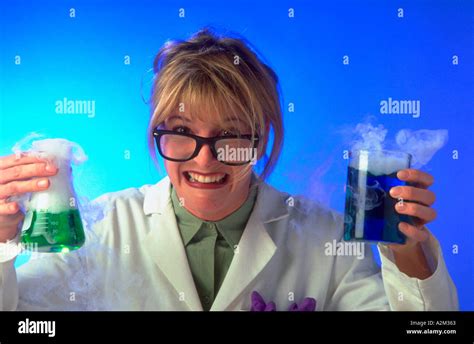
[395,129,449,168]
[351,123,388,153]
[10,133,88,214]
[350,123,449,169]
[347,179,386,211]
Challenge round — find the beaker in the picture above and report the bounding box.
[343,149,414,244]
[20,139,87,253]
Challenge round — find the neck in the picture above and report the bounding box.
[187,187,251,222]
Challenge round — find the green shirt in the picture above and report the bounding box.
[170,181,258,311]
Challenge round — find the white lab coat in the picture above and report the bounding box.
[0,175,458,311]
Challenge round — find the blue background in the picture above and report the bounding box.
[1,0,472,310]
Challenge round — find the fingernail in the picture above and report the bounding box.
[390,187,401,197]
[37,179,49,188]
[45,164,56,172]
[396,201,405,209]
[397,170,408,179]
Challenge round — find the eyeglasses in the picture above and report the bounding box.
[153,128,259,165]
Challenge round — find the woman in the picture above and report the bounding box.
[0,29,458,311]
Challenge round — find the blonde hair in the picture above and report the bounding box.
[147,28,284,180]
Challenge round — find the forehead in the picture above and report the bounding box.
[159,79,253,129]
[163,101,248,128]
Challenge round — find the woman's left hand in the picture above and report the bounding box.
[387,169,437,279]
[388,168,436,252]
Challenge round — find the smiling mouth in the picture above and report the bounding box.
[183,171,229,185]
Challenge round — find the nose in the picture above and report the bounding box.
[193,143,217,168]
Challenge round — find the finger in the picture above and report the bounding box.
[398,222,429,243]
[0,178,50,199]
[397,169,434,188]
[395,201,437,223]
[0,153,49,170]
[389,186,436,206]
[264,302,276,311]
[0,201,20,215]
[0,162,57,184]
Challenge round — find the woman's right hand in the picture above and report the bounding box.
[0,153,58,243]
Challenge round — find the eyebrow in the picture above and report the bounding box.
[166,115,242,123]
[166,115,191,123]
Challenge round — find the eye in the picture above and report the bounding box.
[172,126,190,134]
[221,128,239,137]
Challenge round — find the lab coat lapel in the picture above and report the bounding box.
[142,177,203,311]
[211,181,289,311]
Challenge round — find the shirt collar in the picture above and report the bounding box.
[170,176,258,248]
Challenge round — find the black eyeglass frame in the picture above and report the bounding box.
[153,128,260,166]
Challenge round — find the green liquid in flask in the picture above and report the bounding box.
[21,209,85,253]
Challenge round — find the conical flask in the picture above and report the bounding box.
[20,139,87,253]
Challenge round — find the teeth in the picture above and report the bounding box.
[187,172,226,183]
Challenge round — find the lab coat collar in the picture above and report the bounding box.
[142,188,203,310]
[143,176,173,216]
[212,178,290,310]
[142,174,290,311]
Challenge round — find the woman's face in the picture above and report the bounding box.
[163,113,254,221]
